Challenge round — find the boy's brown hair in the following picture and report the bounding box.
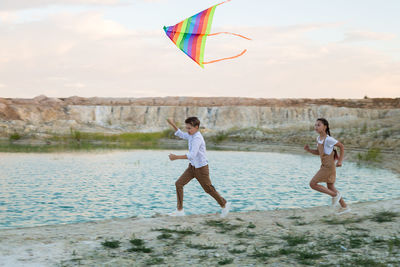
[185,117,200,127]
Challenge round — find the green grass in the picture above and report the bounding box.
[348,235,366,249]
[345,226,370,232]
[211,132,229,144]
[339,256,389,267]
[204,220,242,233]
[293,220,307,226]
[360,122,368,134]
[186,242,217,250]
[157,233,173,240]
[128,237,152,253]
[9,133,21,141]
[0,130,173,152]
[296,250,323,260]
[322,216,366,225]
[249,248,270,259]
[370,211,399,223]
[101,239,120,249]
[196,252,210,262]
[228,248,246,254]
[247,222,256,229]
[127,246,152,253]
[276,247,297,255]
[287,215,303,220]
[218,258,234,265]
[315,236,346,253]
[145,257,165,265]
[130,238,145,246]
[388,236,400,248]
[281,233,309,246]
[261,239,279,248]
[153,227,197,236]
[294,249,324,265]
[357,148,382,162]
[234,240,249,246]
[235,230,256,238]
[371,237,387,248]
[61,129,173,143]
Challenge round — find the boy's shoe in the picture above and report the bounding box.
[169,209,185,217]
[331,192,342,206]
[337,206,351,215]
[220,202,231,218]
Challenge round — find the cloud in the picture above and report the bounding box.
[0,14,399,98]
[0,0,125,11]
[0,11,18,23]
[342,31,396,42]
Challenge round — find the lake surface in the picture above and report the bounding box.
[1,150,399,229]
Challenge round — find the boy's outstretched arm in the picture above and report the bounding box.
[166,118,178,131]
[169,153,188,161]
[304,145,319,155]
[168,118,189,140]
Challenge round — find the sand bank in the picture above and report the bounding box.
[1,198,399,266]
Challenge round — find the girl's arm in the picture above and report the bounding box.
[304,145,319,155]
[335,142,344,167]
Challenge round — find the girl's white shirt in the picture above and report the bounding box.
[317,135,338,155]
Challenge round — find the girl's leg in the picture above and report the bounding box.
[327,183,347,208]
[309,177,337,197]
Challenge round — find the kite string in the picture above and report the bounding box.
[208,32,251,40]
[216,0,232,6]
[203,49,247,64]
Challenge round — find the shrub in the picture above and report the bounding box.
[9,133,21,141]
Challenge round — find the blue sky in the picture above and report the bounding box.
[0,0,399,98]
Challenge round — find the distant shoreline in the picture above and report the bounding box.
[1,138,400,182]
[2,95,400,109]
[1,137,400,175]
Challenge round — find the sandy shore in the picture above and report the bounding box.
[1,198,399,267]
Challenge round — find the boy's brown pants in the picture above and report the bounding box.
[175,164,226,210]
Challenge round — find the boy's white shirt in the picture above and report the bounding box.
[316,135,338,155]
[174,129,208,168]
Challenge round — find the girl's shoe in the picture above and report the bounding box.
[337,206,351,215]
[169,209,185,216]
[220,202,231,218]
[331,192,342,206]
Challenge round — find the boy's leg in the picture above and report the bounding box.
[194,165,227,208]
[327,183,347,208]
[175,164,195,210]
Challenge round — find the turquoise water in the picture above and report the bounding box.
[1,150,399,229]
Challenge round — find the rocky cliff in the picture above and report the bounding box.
[1,95,399,136]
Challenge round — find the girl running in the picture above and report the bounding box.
[304,118,351,214]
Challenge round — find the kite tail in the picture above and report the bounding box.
[208,32,251,40]
[203,31,251,65]
[203,49,247,65]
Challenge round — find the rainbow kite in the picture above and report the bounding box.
[163,0,250,68]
